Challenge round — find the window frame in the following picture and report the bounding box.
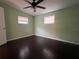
[44,15,55,24]
[18,16,28,24]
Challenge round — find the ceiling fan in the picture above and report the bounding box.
[24,0,46,12]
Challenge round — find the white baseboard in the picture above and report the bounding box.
[7,34,34,42]
[35,35,79,45]
[7,34,79,45]
[0,41,7,46]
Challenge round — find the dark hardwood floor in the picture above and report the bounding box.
[0,35,79,59]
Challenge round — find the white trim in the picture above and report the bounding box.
[7,34,79,45]
[7,34,34,42]
[0,7,7,46]
[0,41,7,46]
[35,35,79,45]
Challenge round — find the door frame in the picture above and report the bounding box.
[0,7,7,46]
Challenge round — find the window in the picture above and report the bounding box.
[44,15,55,24]
[18,16,28,24]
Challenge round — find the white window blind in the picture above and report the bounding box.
[44,15,55,24]
[18,16,28,24]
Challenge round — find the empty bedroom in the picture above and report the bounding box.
[0,0,79,59]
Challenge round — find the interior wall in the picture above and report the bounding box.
[0,1,34,41]
[35,4,79,44]
[0,1,79,44]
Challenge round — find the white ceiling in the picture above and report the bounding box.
[2,0,79,16]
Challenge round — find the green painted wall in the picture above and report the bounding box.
[0,1,79,44]
[0,1,34,40]
[35,4,79,43]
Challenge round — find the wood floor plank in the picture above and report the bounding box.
[0,35,79,59]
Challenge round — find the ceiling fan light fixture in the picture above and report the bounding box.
[24,0,46,12]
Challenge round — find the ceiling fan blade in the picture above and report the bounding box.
[36,6,46,9]
[24,0,32,4]
[23,6,32,9]
[36,0,44,5]
[33,0,36,2]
